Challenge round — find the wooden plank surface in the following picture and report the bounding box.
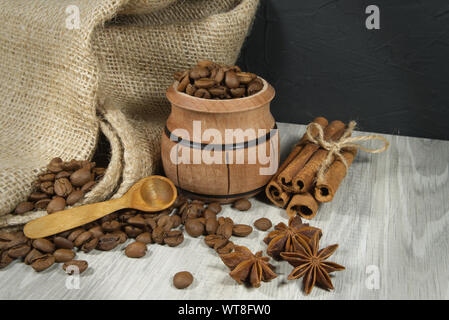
[0,122,448,300]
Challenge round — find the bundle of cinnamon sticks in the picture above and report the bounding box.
[265,117,357,220]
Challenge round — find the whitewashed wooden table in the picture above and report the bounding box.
[1,122,448,300]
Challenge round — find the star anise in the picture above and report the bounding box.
[220,245,277,288]
[280,231,345,295]
[263,215,322,259]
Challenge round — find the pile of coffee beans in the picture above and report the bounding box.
[174,60,264,99]
[13,158,105,215]
[173,196,254,256]
[0,230,88,273]
[1,194,266,285]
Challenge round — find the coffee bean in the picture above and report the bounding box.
[127,216,146,228]
[81,161,96,171]
[203,209,217,220]
[151,226,166,244]
[225,70,240,89]
[47,157,63,173]
[57,230,72,238]
[55,171,72,179]
[47,196,66,214]
[181,204,202,223]
[0,232,17,241]
[70,168,92,187]
[154,209,170,223]
[81,238,99,253]
[111,230,128,244]
[0,251,14,269]
[125,241,147,258]
[35,198,51,209]
[213,237,229,251]
[236,72,257,84]
[63,260,88,275]
[136,232,152,244]
[93,167,105,176]
[208,86,227,97]
[194,78,216,89]
[62,160,82,171]
[74,231,93,248]
[53,249,76,262]
[186,83,199,96]
[164,230,184,247]
[53,236,74,249]
[254,218,272,231]
[31,254,55,272]
[216,241,234,254]
[8,244,31,258]
[214,68,225,83]
[173,271,193,289]
[81,180,95,193]
[205,218,218,235]
[97,234,120,251]
[173,71,185,81]
[197,60,215,69]
[24,248,45,265]
[216,221,233,239]
[124,225,143,238]
[232,198,251,211]
[248,78,263,96]
[170,215,182,229]
[194,88,211,99]
[39,181,54,195]
[67,229,84,242]
[32,238,55,253]
[177,74,190,92]
[185,219,204,238]
[145,218,157,231]
[190,67,209,79]
[54,178,73,197]
[39,173,56,182]
[29,192,48,201]
[232,224,253,237]
[66,190,84,205]
[157,215,173,231]
[15,201,34,214]
[230,87,246,98]
[207,202,222,214]
[88,226,104,238]
[204,234,224,248]
[101,220,121,232]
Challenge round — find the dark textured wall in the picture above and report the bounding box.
[237,0,449,140]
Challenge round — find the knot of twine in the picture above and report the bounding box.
[305,121,389,183]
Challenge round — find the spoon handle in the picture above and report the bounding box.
[23,197,128,239]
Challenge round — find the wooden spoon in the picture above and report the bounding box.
[24,176,177,239]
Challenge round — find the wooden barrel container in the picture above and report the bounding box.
[161,78,278,203]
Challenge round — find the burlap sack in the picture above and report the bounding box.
[0,0,259,229]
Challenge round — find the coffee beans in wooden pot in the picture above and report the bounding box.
[174,61,263,99]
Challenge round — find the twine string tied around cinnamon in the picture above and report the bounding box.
[305,121,389,183]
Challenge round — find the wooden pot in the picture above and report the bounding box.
[161,78,278,203]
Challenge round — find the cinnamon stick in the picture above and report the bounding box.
[314,148,357,202]
[265,117,328,207]
[291,124,349,193]
[277,120,345,192]
[286,192,319,220]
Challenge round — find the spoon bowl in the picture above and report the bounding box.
[24,175,177,239]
